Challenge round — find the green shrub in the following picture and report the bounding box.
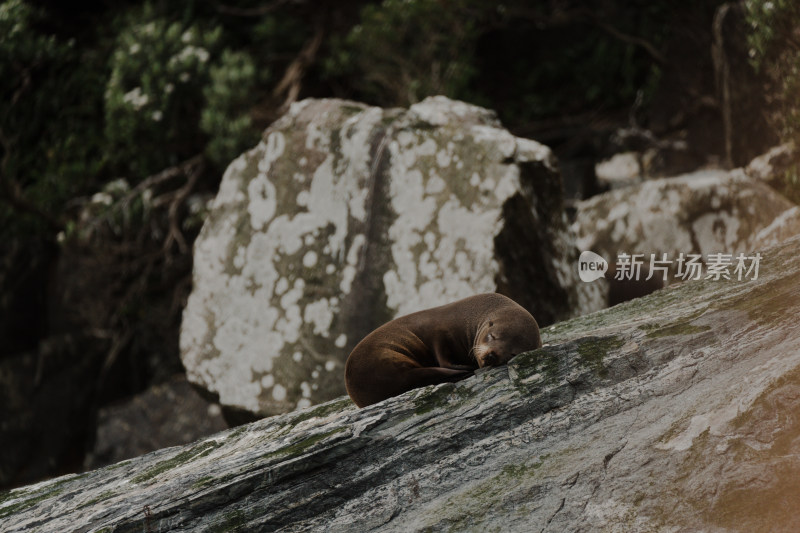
[325,0,479,106]
[0,0,105,235]
[201,50,258,166]
[745,0,800,202]
[105,12,222,177]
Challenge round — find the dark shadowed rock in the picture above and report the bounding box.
[181,96,602,417]
[5,234,800,532]
[0,334,100,491]
[84,375,227,470]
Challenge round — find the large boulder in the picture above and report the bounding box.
[572,168,798,269]
[5,234,800,532]
[181,96,601,417]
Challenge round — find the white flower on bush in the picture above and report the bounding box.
[122,87,149,110]
[171,45,210,66]
[91,192,113,206]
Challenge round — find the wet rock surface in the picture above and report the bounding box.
[5,234,800,532]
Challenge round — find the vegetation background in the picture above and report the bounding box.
[0,0,797,490]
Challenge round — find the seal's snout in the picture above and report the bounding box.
[483,352,498,367]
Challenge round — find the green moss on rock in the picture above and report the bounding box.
[509,347,561,384]
[288,397,354,426]
[132,440,223,484]
[576,336,624,378]
[413,382,471,416]
[261,427,348,461]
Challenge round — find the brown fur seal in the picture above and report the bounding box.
[344,293,542,407]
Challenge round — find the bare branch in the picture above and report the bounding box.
[216,0,294,17]
[592,18,667,66]
[272,16,326,111]
[506,6,666,65]
[162,156,204,254]
[81,154,205,242]
[0,129,64,232]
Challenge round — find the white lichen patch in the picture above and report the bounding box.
[335,334,347,348]
[340,234,366,294]
[272,384,287,401]
[304,298,334,336]
[754,206,800,249]
[303,251,318,267]
[692,212,742,256]
[408,96,500,127]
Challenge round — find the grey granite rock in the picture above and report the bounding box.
[572,168,797,266]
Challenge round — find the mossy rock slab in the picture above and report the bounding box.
[5,234,800,532]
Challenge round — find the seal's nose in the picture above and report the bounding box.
[484,352,498,366]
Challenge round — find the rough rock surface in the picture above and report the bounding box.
[181,96,600,416]
[744,143,796,188]
[5,234,800,532]
[753,205,800,250]
[594,151,642,190]
[572,168,798,270]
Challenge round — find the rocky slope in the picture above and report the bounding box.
[3,231,799,532]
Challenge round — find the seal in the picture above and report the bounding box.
[344,293,542,407]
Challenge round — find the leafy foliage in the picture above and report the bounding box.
[104,12,222,177]
[325,0,480,106]
[744,0,800,202]
[201,50,259,166]
[0,0,105,236]
[325,0,669,127]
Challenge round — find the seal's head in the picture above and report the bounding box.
[473,307,542,368]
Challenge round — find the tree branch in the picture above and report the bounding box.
[215,0,294,17]
[0,129,64,232]
[272,16,326,111]
[162,156,204,254]
[592,19,666,65]
[507,7,666,65]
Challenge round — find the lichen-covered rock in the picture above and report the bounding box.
[744,143,796,187]
[5,235,800,532]
[753,206,800,250]
[594,151,642,190]
[572,168,797,266]
[181,96,600,416]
